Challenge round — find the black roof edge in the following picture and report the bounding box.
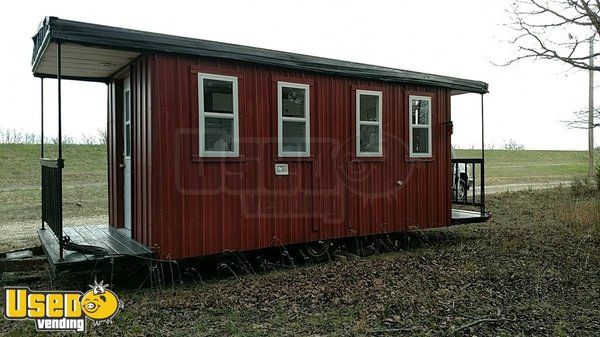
[31,17,489,94]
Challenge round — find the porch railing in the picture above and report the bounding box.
[39,43,66,260]
[41,158,63,259]
[452,158,485,216]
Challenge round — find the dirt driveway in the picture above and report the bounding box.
[0,181,574,253]
[0,215,108,252]
[486,180,572,194]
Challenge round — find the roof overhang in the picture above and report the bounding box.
[33,43,140,82]
[32,18,140,82]
[31,17,489,93]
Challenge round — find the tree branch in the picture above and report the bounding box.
[502,0,600,71]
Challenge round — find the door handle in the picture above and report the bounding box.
[119,163,125,168]
[396,180,403,186]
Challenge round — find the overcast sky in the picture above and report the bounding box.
[0,0,595,150]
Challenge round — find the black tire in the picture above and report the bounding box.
[348,237,378,257]
[375,235,397,252]
[302,241,331,263]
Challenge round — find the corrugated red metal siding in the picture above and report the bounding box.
[130,55,154,247]
[144,54,452,260]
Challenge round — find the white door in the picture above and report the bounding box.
[123,78,132,236]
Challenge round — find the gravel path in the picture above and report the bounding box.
[0,215,108,252]
[0,181,575,253]
[486,180,572,194]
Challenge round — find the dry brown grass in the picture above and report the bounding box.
[1,188,600,336]
[559,198,600,231]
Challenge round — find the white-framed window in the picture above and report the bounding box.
[198,73,239,157]
[408,95,432,157]
[277,81,310,157]
[356,90,383,157]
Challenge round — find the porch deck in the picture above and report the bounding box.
[38,224,153,271]
[452,209,491,225]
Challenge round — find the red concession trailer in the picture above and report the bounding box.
[32,17,489,269]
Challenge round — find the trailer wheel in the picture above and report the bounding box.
[303,241,331,263]
[348,237,378,257]
[375,235,397,252]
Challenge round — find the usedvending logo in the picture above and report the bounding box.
[3,280,123,332]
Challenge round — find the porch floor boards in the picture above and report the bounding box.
[452,209,491,224]
[38,224,153,271]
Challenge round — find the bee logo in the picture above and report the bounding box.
[4,280,122,332]
[80,280,123,325]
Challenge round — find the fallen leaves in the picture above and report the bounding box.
[1,188,599,336]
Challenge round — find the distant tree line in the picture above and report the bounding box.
[0,129,107,145]
[457,139,526,151]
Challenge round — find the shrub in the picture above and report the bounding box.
[571,177,586,196]
[570,176,598,197]
[501,139,525,150]
[596,161,600,191]
[558,198,600,237]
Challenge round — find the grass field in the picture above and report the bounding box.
[455,149,591,186]
[0,144,107,224]
[1,188,598,336]
[0,145,591,226]
[0,145,598,335]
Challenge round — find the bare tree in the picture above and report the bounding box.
[23,133,38,144]
[98,128,107,145]
[51,135,74,145]
[505,0,599,176]
[562,107,600,128]
[502,139,526,151]
[0,129,24,144]
[81,133,97,145]
[505,0,599,70]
